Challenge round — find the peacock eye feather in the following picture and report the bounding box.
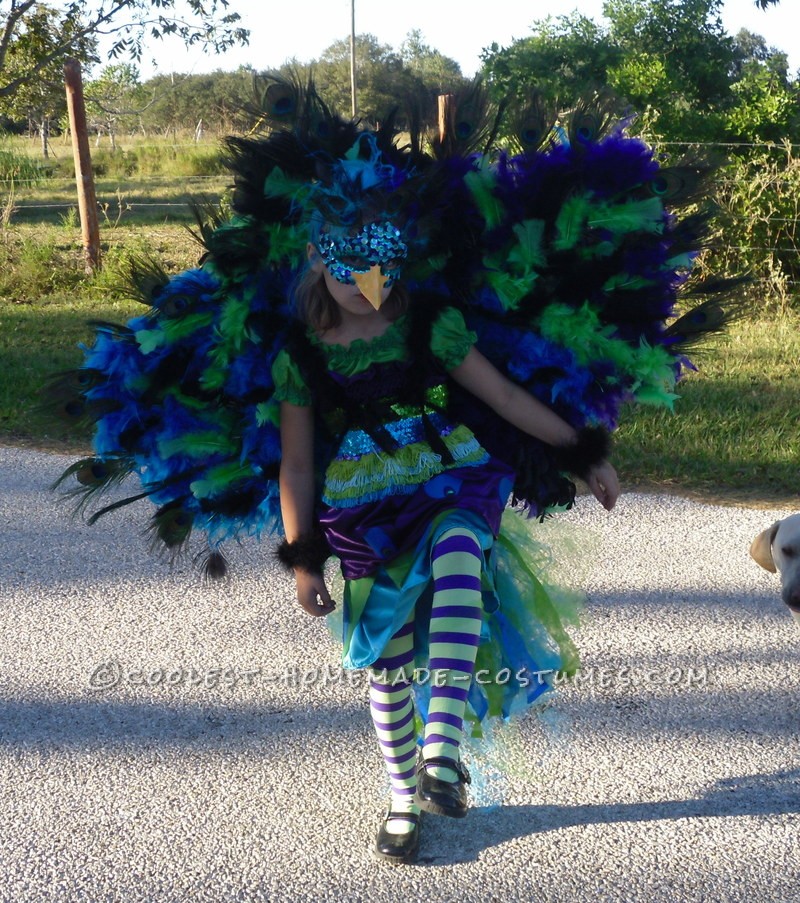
[159,294,193,318]
[76,461,113,486]
[63,399,86,419]
[650,177,669,196]
[264,83,296,119]
[153,503,194,548]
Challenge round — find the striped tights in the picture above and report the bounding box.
[368,527,483,831]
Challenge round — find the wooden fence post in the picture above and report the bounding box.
[64,59,101,273]
[438,93,455,147]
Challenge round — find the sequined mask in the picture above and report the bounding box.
[316,222,408,287]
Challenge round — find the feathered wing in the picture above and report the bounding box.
[51,73,437,573]
[52,77,745,567]
[412,92,747,515]
[51,230,301,572]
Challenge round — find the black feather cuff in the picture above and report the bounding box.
[276,527,331,574]
[557,426,611,479]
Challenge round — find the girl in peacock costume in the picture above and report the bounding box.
[54,76,741,863]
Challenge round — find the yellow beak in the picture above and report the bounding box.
[353,265,388,311]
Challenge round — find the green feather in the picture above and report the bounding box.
[135,312,214,354]
[264,222,306,265]
[256,400,280,428]
[587,197,665,237]
[464,165,503,229]
[485,268,532,311]
[263,166,308,201]
[602,272,655,292]
[508,219,547,271]
[158,431,237,459]
[190,462,254,499]
[553,196,591,251]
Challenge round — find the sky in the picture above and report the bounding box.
[130,0,800,79]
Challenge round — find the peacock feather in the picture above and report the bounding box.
[51,74,745,566]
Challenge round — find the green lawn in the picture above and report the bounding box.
[1,194,798,505]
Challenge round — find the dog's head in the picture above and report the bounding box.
[750,515,800,617]
[750,522,780,573]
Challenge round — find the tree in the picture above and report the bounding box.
[399,29,464,95]
[0,3,96,154]
[481,13,618,106]
[480,0,748,143]
[85,62,148,148]
[299,34,417,124]
[0,0,248,101]
[604,0,736,108]
[723,28,796,144]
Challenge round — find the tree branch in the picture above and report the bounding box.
[0,1,248,98]
[0,0,38,73]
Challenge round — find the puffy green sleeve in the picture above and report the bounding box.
[430,307,477,370]
[271,347,312,406]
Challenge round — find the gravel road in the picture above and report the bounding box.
[0,445,797,902]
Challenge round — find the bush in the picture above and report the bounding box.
[0,142,45,185]
[714,143,800,313]
[0,237,85,302]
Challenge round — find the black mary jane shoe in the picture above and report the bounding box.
[374,811,420,864]
[416,756,471,818]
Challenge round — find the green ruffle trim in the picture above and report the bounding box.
[322,424,488,507]
[270,306,477,404]
[430,307,477,370]
[308,306,476,377]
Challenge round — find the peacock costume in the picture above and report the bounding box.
[54,76,740,746]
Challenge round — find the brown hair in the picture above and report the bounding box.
[292,266,410,334]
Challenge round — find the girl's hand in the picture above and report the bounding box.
[294,569,336,617]
[587,460,620,511]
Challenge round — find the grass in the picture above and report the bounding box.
[614,316,800,504]
[0,143,798,505]
[0,221,202,448]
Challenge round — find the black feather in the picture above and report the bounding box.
[664,277,753,349]
[196,548,228,580]
[186,198,230,257]
[507,92,557,154]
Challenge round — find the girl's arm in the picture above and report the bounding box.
[279,401,336,616]
[449,346,620,510]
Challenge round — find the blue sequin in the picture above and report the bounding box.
[337,413,453,456]
[316,221,408,286]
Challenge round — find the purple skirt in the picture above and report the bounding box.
[318,459,515,580]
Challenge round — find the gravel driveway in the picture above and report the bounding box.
[0,445,797,902]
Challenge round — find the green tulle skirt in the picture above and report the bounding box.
[327,507,586,740]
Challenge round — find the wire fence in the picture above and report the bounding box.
[3,139,800,297]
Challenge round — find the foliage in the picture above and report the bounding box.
[0,2,97,134]
[84,62,148,144]
[480,0,798,146]
[137,67,256,135]
[399,29,465,96]
[0,0,249,102]
[714,145,800,314]
[481,13,617,107]
[287,33,413,123]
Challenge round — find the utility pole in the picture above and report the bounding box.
[64,59,101,273]
[350,0,357,118]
